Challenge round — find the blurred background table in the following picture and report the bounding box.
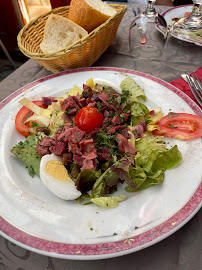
[0,3,201,270]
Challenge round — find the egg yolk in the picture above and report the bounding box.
[45,160,72,182]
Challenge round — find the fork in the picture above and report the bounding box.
[186,74,202,107]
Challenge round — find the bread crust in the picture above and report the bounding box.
[68,0,115,32]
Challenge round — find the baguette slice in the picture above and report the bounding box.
[68,0,117,33]
[40,14,88,53]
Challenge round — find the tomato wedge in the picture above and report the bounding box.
[15,100,47,137]
[75,106,104,133]
[152,113,202,141]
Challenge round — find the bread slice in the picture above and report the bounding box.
[68,0,117,33]
[40,14,88,53]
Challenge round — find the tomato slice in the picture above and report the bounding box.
[15,100,47,137]
[152,113,202,140]
[75,107,104,133]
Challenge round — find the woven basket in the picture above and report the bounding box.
[17,4,127,73]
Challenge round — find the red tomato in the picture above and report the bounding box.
[152,113,202,141]
[15,101,47,137]
[75,107,104,133]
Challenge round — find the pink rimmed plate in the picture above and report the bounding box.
[0,67,201,260]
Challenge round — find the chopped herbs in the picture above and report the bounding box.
[31,122,39,128]
[170,123,178,129]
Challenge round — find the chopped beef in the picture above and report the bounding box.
[61,96,80,111]
[81,158,96,171]
[42,97,57,106]
[99,92,121,111]
[106,125,125,134]
[61,113,73,124]
[149,110,155,117]
[139,119,147,132]
[55,124,72,142]
[79,98,86,107]
[35,83,143,176]
[63,152,72,165]
[64,127,86,144]
[97,147,111,161]
[63,122,74,130]
[122,128,131,139]
[49,141,67,156]
[82,84,93,98]
[68,142,82,155]
[79,138,97,160]
[111,111,130,126]
[86,98,95,105]
[117,134,136,156]
[38,136,55,147]
[132,125,144,139]
[131,120,147,139]
[73,154,85,166]
[87,102,96,107]
[36,128,50,135]
[56,131,68,143]
[89,127,101,138]
[92,92,101,101]
[102,117,111,129]
[66,108,78,115]
[100,105,107,112]
[111,115,121,125]
[36,144,50,156]
[103,110,109,117]
[98,92,112,108]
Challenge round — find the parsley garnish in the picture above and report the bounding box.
[31,122,39,128]
[97,101,102,112]
[170,123,178,129]
[95,130,119,157]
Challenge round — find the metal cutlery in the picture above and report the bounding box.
[185,74,202,107]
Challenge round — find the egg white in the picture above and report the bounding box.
[40,154,81,200]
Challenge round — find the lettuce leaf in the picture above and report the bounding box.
[120,77,146,105]
[125,169,164,192]
[11,135,42,177]
[124,134,182,192]
[151,145,182,171]
[76,193,91,205]
[75,169,101,193]
[130,102,150,126]
[91,168,119,198]
[91,195,126,208]
[110,157,136,190]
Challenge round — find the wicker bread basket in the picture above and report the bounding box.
[17,4,127,73]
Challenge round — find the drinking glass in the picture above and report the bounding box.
[164,1,202,70]
[129,1,166,61]
[169,1,202,40]
[143,0,157,21]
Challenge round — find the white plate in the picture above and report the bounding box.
[157,5,202,46]
[0,67,202,260]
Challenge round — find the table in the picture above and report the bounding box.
[0,4,201,270]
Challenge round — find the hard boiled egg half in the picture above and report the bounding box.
[40,154,81,200]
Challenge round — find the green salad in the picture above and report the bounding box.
[11,77,182,208]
